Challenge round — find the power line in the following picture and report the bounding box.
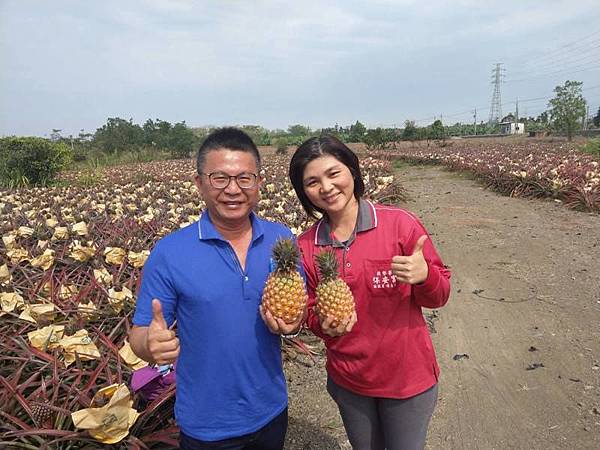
[514,42,600,74]
[508,52,600,81]
[408,84,600,127]
[505,29,600,68]
[509,53,600,80]
[507,64,600,84]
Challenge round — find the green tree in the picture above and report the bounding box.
[320,123,350,141]
[364,127,396,151]
[537,111,549,125]
[0,137,72,187]
[548,80,587,141]
[169,121,196,158]
[501,113,515,123]
[348,121,366,143]
[143,119,174,149]
[95,117,144,153]
[402,120,417,140]
[50,129,63,142]
[241,125,271,146]
[594,107,600,128]
[286,124,312,145]
[429,120,445,140]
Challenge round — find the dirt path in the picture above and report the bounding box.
[285,163,600,450]
[399,164,600,450]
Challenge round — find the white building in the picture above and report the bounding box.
[499,121,525,135]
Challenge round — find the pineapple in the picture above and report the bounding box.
[262,238,307,323]
[31,401,53,425]
[315,250,355,327]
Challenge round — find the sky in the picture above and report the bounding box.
[1,0,600,137]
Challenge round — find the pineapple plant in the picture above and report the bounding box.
[262,238,307,323]
[315,249,355,327]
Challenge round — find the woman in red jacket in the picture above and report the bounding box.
[289,135,451,450]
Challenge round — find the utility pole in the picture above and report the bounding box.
[488,63,505,124]
[473,108,477,136]
[584,105,590,130]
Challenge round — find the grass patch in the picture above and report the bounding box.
[442,167,479,181]
[579,139,600,158]
[392,158,426,170]
[69,148,172,171]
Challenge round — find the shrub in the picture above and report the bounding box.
[580,139,600,158]
[275,140,288,156]
[0,137,73,187]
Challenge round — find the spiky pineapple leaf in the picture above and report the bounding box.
[315,250,339,282]
[271,238,300,273]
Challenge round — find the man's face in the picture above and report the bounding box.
[194,149,261,226]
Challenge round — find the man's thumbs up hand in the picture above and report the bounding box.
[146,299,179,364]
[391,235,429,285]
[150,298,168,330]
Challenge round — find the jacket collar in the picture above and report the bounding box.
[315,198,377,247]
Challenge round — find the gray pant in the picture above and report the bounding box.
[327,377,438,450]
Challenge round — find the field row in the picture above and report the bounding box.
[388,140,600,212]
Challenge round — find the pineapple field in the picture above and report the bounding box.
[0,147,402,449]
[1,140,600,449]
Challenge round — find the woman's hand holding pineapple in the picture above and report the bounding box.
[318,310,357,337]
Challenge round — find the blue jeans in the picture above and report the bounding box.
[179,408,288,450]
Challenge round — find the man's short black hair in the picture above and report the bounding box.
[196,127,261,173]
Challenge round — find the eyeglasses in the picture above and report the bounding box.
[200,172,259,189]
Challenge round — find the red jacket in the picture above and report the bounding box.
[298,199,451,399]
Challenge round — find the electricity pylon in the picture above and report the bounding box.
[488,63,505,124]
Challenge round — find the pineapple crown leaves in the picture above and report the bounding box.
[315,249,340,282]
[271,238,300,273]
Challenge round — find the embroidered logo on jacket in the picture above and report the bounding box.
[372,270,397,289]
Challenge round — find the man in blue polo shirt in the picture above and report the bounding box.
[129,128,304,450]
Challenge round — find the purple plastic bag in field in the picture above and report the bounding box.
[131,363,176,402]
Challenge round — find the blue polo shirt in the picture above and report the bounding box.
[133,211,293,441]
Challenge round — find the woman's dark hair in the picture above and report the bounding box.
[196,127,261,173]
[289,135,365,219]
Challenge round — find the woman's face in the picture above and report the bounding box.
[302,154,356,216]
